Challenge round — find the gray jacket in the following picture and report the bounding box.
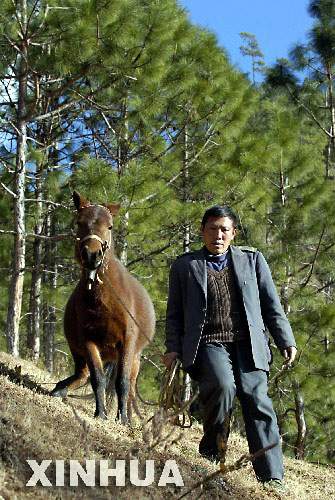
[165,245,296,371]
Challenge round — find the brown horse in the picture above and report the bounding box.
[51,191,155,423]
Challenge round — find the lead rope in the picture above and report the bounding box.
[158,359,196,428]
[101,271,195,428]
[76,230,195,427]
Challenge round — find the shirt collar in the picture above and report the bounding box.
[204,246,230,262]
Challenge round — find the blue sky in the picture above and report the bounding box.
[179,0,313,77]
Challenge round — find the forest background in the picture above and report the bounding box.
[0,0,334,467]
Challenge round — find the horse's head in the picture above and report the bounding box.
[73,191,120,287]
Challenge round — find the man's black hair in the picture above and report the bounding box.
[201,205,239,228]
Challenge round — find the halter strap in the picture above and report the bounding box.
[77,232,112,256]
[79,204,113,216]
[80,234,106,247]
[77,233,112,290]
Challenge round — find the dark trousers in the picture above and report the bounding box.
[188,340,283,481]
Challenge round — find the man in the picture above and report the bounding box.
[163,205,297,491]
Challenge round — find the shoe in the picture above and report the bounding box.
[262,479,287,494]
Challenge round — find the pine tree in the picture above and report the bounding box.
[0,0,141,356]
[239,32,265,84]
[261,0,335,462]
[1,0,29,356]
[236,87,335,463]
[266,0,335,178]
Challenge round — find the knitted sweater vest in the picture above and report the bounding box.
[201,266,249,343]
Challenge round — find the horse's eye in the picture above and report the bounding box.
[108,225,113,230]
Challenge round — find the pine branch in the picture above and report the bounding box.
[26,0,40,30]
[127,242,173,267]
[317,279,335,293]
[286,85,333,138]
[187,125,216,168]
[89,128,118,160]
[100,111,116,134]
[0,183,69,209]
[0,229,72,240]
[300,226,326,288]
[0,182,16,197]
[34,100,77,122]
[135,124,218,205]
[24,198,70,209]
[134,168,184,204]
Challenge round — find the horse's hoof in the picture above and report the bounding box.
[50,387,67,398]
[115,413,129,425]
[94,411,108,420]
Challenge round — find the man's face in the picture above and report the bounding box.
[201,216,236,254]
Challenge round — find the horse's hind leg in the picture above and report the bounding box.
[115,346,134,425]
[127,354,142,422]
[116,338,139,425]
[86,341,107,419]
[51,354,89,397]
[115,362,129,425]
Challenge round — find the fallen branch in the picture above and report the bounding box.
[0,361,50,395]
[177,442,277,499]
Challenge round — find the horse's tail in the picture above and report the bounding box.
[105,360,117,405]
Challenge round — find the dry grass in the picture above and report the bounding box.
[0,351,334,500]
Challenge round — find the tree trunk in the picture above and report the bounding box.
[43,209,57,372]
[279,152,291,314]
[117,98,129,176]
[182,126,190,255]
[293,382,307,460]
[120,210,129,265]
[5,0,28,357]
[323,73,335,179]
[327,69,335,178]
[118,98,129,265]
[182,126,192,402]
[27,166,44,360]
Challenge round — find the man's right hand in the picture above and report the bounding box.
[162,351,179,370]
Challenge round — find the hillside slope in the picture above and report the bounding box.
[0,351,334,500]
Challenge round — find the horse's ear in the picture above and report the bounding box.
[73,191,90,210]
[104,203,120,216]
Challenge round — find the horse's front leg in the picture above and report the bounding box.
[86,341,107,419]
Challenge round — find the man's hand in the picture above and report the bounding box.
[162,351,179,370]
[281,346,297,367]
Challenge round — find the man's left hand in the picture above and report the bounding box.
[281,346,297,367]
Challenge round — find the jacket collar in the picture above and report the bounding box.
[189,245,249,294]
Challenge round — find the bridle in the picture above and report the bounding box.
[76,207,113,290]
[78,233,112,257]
